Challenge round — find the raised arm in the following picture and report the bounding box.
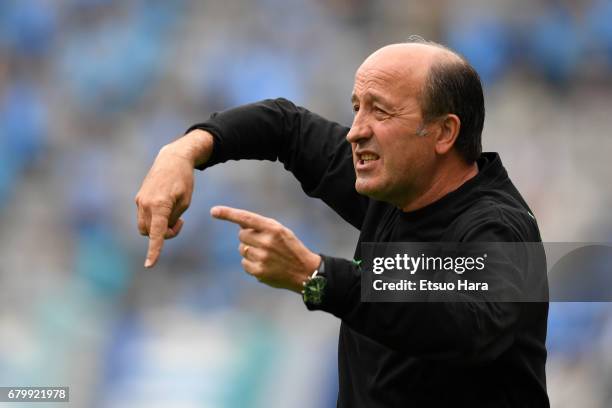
[188,98,368,227]
[135,98,368,267]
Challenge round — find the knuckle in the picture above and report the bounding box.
[278,228,292,241]
[279,226,292,238]
[153,198,172,209]
[260,236,273,249]
[140,198,152,209]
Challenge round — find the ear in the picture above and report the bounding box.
[434,114,460,155]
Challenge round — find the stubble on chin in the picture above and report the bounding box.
[355,178,380,199]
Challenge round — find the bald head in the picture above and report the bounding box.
[363,42,461,69]
[357,43,463,102]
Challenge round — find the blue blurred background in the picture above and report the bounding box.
[1,0,611,407]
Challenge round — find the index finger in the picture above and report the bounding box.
[210,206,274,230]
[145,211,169,268]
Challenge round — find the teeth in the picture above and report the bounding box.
[360,154,378,162]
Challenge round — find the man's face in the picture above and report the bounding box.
[347,49,437,207]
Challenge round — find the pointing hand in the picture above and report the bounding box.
[211,206,321,292]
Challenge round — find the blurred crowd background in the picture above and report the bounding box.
[1,0,611,407]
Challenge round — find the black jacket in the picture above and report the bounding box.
[190,98,549,407]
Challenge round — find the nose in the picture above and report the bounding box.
[346,113,373,144]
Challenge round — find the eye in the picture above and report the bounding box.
[374,106,387,116]
[352,105,360,113]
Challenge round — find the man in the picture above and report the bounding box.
[135,41,549,406]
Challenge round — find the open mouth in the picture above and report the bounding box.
[358,153,380,166]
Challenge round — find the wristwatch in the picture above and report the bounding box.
[302,257,327,306]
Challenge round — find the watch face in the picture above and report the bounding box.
[303,275,327,305]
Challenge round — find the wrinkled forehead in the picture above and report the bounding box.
[352,57,427,104]
[352,45,436,102]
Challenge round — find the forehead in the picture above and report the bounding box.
[352,53,429,105]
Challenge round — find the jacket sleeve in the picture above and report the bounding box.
[187,98,369,230]
[309,220,534,364]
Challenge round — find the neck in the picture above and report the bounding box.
[400,158,479,212]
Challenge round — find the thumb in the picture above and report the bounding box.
[164,218,184,239]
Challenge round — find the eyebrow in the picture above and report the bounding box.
[350,91,392,107]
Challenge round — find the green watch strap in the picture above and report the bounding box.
[302,258,326,305]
